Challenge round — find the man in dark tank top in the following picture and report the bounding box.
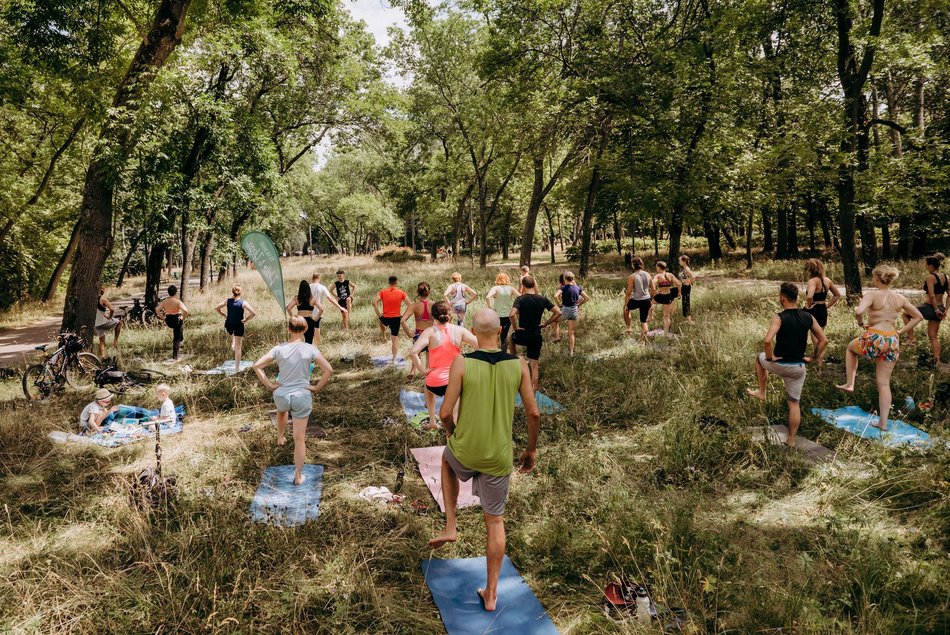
[747,282,828,447]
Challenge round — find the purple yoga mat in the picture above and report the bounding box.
[410,446,480,512]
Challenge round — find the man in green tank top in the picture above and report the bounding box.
[428,308,541,612]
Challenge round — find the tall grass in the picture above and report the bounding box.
[0,254,948,633]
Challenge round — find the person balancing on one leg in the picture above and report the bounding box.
[428,308,541,612]
[747,282,828,447]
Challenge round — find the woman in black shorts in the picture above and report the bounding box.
[651,261,682,334]
[286,280,321,344]
[910,253,949,366]
[803,258,840,357]
[678,255,696,324]
[624,257,652,340]
[215,285,256,371]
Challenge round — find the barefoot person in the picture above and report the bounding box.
[408,301,478,429]
[651,261,682,334]
[156,285,188,360]
[427,308,540,614]
[310,273,345,343]
[331,270,355,331]
[910,254,948,367]
[803,259,841,358]
[287,281,321,345]
[678,255,696,324]
[444,272,478,325]
[510,275,561,390]
[624,257,652,340]
[94,284,121,359]
[150,383,176,424]
[401,282,435,347]
[747,282,828,447]
[252,316,333,485]
[837,265,923,431]
[215,285,256,371]
[79,388,119,435]
[553,271,590,356]
[485,272,519,348]
[374,276,410,363]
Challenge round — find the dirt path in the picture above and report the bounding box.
[0,316,63,368]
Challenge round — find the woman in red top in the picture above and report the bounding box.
[408,301,477,429]
[373,275,410,363]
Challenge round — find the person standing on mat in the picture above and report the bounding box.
[428,308,540,614]
[678,255,696,324]
[215,285,256,372]
[156,285,188,360]
[402,282,435,345]
[510,275,560,390]
[310,273,344,344]
[331,269,355,331]
[624,257,653,340]
[444,272,478,326]
[287,281,322,345]
[486,272,519,348]
[374,276,410,363]
[803,258,841,359]
[836,265,923,431]
[553,271,590,357]
[747,282,828,447]
[253,316,334,486]
[408,301,478,430]
[907,253,948,367]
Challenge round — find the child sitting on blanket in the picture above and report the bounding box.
[79,388,119,434]
[151,384,176,425]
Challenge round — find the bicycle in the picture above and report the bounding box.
[94,362,165,394]
[22,330,103,401]
[117,298,163,328]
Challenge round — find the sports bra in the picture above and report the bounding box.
[657,274,673,288]
[420,299,431,321]
[813,278,828,302]
[926,273,948,295]
[97,299,107,313]
[297,298,314,312]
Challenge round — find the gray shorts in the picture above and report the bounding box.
[444,446,510,516]
[94,318,119,336]
[274,390,313,420]
[757,352,806,402]
[560,305,579,321]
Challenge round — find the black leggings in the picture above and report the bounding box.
[165,315,184,358]
[304,316,319,344]
[681,285,692,317]
[500,316,511,347]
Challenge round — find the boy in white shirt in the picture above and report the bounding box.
[152,384,176,424]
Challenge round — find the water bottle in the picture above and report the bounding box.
[635,585,651,625]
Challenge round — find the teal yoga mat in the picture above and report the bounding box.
[250,464,324,527]
[812,406,931,447]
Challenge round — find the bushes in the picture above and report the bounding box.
[373,246,426,263]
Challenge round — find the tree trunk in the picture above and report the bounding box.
[579,124,609,278]
[776,206,788,259]
[763,208,774,252]
[881,223,891,259]
[199,232,214,291]
[43,220,82,302]
[897,217,910,259]
[116,229,144,288]
[722,226,737,250]
[180,225,196,302]
[787,203,799,256]
[745,208,754,269]
[703,217,722,260]
[61,0,192,335]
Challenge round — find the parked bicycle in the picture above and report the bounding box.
[94,361,165,394]
[22,330,103,401]
[117,298,163,328]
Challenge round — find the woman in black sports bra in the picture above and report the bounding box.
[804,259,841,357]
[911,253,949,366]
[651,261,682,334]
[287,280,320,344]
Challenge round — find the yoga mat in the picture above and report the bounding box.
[812,406,932,448]
[400,389,444,422]
[51,405,185,448]
[250,464,324,527]
[371,355,408,369]
[410,446,479,512]
[421,556,559,635]
[199,360,253,375]
[515,391,564,415]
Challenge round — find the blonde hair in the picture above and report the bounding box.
[495,272,510,285]
[451,272,462,282]
[804,258,825,280]
[520,265,530,274]
[288,316,308,333]
[872,264,899,286]
[564,271,575,282]
[156,383,171,395]
[232,285,242,297]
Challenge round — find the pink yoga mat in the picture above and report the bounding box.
[410,446,480,512]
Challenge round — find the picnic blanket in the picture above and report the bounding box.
[515,391,564,415]
[812,406,932,448]
[421,556,559,635]
[250,464,325,527]
[49,404,185,448]
[198,360,253,375]
[410,446,479,512]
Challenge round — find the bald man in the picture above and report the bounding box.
[428,308,541,612]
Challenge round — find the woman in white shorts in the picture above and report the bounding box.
[253,316,334,485]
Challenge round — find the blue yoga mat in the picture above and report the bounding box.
[400,389,444,421]
[421,556,559,635]
[250,464,324,527]
[812,406,931,447]
[515,391,564,415]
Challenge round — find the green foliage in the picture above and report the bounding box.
[374,246,426,263]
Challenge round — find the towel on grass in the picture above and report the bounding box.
[410,446,479,512]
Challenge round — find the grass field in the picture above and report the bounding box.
[1,254,948,633]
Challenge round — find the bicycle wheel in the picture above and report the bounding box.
[22,364,57,401]
[142,308,161,328]
[65,353,102,390]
